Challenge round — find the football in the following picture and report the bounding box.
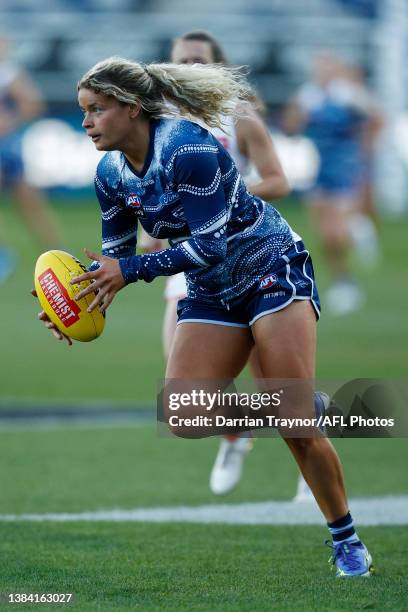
[34,250,105,342]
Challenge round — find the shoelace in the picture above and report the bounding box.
[325,540,362,571]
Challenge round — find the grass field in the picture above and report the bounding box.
[1,196,407,405]
[0,195,407,610]
[1,424,408,610]
[2,427,408,513]
[2,524,407,610]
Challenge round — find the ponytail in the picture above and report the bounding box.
[78,56,253,127]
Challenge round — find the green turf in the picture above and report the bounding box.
[0,197,165,405]
[1,523,407,611]
[0,197,407,406]
[0,425,406,513]
[1,196,407,611]
[0,425,407,609]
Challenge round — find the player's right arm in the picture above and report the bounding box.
[33,155,136,340]
[77,157,138,311]
[93,158,138,263]
[72,141,229,310]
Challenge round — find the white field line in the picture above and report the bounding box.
[0,496,407,525]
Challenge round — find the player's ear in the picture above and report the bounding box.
[129,102,142,119]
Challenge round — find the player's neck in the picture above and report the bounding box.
[122,117,151,174]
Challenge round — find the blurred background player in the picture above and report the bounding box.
[140,30,321,501]
[345,61,383,267]
[283,53,382,316]
[0,35,62,283]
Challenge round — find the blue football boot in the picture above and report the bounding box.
[327,540,374,577]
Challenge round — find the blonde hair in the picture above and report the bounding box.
[78,56,253,127]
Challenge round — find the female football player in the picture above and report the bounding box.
[284,53,381,315]
[139,30,306,499]
[37,56,373,576]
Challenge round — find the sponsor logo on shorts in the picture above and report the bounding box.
[126,193,146,217]
[264,291,287,299]
[259,273,278,290]
[38,268,81,327]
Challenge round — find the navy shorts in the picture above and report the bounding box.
[311,148,364,200]
[177,241,321,328]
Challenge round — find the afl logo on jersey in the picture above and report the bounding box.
[126,193,146,217]
[259,273,278,290]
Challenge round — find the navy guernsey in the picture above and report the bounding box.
[94,116,296,303]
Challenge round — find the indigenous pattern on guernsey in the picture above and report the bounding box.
[94,117,295,302]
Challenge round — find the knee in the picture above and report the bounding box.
[322,227,348,247]
[161,405,184,437]
[161,405,209,439]
[167,422,188,438]
[166,420,207,439]
[284,436,323,456]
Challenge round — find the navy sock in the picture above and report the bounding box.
[327,511,360,545]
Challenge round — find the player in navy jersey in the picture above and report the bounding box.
[140,30,302,498]
[284,54,381,315]
[36,56,374,576]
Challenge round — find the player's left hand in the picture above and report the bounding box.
[31,289,73,346]
[70,249,125,314]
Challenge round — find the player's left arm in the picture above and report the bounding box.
[236,107,290,201]
[31,289,73,346]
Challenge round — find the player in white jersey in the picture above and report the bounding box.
[0,36,61,282]
[140,31,315,500]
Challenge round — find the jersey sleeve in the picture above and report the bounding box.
[89,158,138,272]
[119,144,228,284]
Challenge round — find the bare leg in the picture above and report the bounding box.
[252,301,348,522]
[248,347,264,380]
[166,322,252,379]
[162,298,178,360]
[214,344,265,442]
[309,197,353,279]
[165,322,253,438]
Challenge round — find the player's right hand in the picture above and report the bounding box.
[31,289,73,346]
